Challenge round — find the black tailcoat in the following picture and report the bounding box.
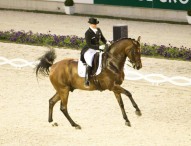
[80,27,107,63]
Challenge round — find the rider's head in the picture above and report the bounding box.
[88,17,99,29]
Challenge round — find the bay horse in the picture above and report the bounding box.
[35,37,142,129]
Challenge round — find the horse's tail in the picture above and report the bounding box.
[35,49,57,77]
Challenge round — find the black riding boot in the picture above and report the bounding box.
[85,65,91,87]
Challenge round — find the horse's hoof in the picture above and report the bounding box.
[75,125,81,130]
[135,110,142,116]
[125,121,131,127]
[48,119,53,123]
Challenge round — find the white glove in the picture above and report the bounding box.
[106,41,111,46]
[99,45,105,50]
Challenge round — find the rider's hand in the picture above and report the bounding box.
[106,41,111,46]
[99,45,105,50]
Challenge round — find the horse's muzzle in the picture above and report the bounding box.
[133,63,142,70]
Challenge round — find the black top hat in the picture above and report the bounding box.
[88,17,99,24]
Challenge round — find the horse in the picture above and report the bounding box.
[35,36,142,129]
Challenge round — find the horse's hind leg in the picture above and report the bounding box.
[59,87,81,129]
[49,93,60,122]
[114,92,131,126]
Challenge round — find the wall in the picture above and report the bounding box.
[76,3,187,22]
[0,0,188,22]
[94,0,191,10]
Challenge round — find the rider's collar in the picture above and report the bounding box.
[89,26,97,34]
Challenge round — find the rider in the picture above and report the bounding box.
[80,17,110,87]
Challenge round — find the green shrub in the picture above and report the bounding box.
[64,0,74,6]
[0,30,191,61]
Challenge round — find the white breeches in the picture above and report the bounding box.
[84,49,99,67]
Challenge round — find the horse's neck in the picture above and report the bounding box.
[107,42,128,73]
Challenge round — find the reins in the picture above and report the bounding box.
[104,47,135,69]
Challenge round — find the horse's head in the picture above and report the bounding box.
[125,36,142,70]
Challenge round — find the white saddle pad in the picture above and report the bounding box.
[78,52,103,77]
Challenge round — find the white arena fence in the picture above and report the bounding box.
[0,56,191,87]
[0,56,37,68]
[124,66,191,87]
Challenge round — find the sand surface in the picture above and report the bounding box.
[0,10,191,146]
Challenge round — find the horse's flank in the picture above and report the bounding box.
[49,58,89,91]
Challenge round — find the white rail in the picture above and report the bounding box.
[1,56,191,86]
[0,57,37,68]
[124,66,191,87]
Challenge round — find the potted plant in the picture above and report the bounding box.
[186,10,191,24]
[64,0,75,15]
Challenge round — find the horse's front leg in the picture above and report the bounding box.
[112,85,142,116]
[114,92,131,126]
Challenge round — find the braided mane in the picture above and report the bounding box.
[108,38,136,51]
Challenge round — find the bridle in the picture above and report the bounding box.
[103,46,136,69]
[103,40,140,70]
[127,46,137,68]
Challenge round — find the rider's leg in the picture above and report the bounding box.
[84,49,96,87]
[85,65,91,86]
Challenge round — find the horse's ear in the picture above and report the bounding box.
[137,36,141,43]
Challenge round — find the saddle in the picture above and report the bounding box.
[78,51,104,77]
